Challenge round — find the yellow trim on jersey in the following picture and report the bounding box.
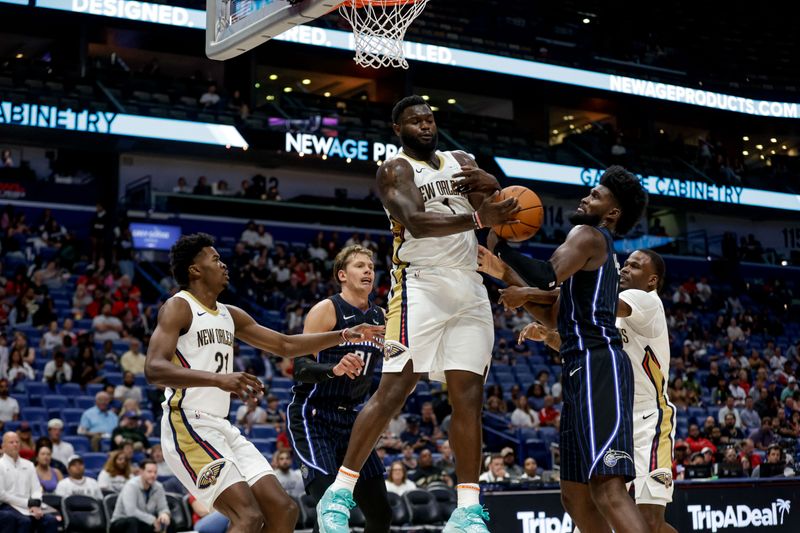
[644,350,675,470]
[168,398,212,478]
[386,266,407,344]
[181,290,220,316]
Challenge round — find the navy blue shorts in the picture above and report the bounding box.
[560,347,636,483]
[287,402,385,486]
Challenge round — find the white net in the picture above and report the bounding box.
[338,0,430,69]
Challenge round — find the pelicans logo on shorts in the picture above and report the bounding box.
[650,471,673,489]
[603,449,633,468]
[384,340,408,361]
[197,460,226,489]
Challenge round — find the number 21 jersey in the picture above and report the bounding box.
[165,290,236,418]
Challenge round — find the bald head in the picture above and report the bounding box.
[2,431,20,459]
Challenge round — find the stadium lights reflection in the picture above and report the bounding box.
[582,18,590,24]
[742,151,749,156]
[743,136,749,141]
[15,53,23,59]
[447,98,457,104]
[782,145,788,150]
[422,95,430,101]
[771,138,778,143]
[266,95,275,101]
[781,260,789,266]
[321,154,327,160]
[254,83,261,88]
[756,144,763,150]
[283,87,292,93]
[346,157,352,163]
[269,74,278,80]
[324,92,331,97]
[302,79,311,85]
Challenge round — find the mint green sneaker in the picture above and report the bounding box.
[442,504,491,532]
[316,487,356,533]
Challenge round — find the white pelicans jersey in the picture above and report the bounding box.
[164,290,236,419]
[386,149,478,271]
[616,289,672,412]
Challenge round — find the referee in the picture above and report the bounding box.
[288,245,391,532]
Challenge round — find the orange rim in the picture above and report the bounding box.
[337,0,417,8]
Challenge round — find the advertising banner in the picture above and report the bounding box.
[482,480,799,532]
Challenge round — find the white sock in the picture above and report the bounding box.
[329,466,359,494]
[456,483,480,508]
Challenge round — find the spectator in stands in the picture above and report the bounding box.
[252,225,274,250]
[740,396,761,433]
[8,295,33,329]
[520,457,541,481]
[500,447,523,479]
[781,377,798,402]
[99,450,132,493]
[120,340,146,375]
[720,413,745,444]
[727,318,745,342]
[0,431,58,533]
[750,416,778,451]
[172,177,190,194]
[40,321,63,352]
[717,396,742,427]
[119,399,153,437]
[478,454,510,483]
[193,176,212,196]
[401,415,435,453]
[90,204,110,264]
[109,459,171,533]
[239,221,259,246]
[686,424,716,454]
[5,349,34,387]
[112,412,149,451]
[187,496,229,533]
[115,372,143,403]
[71,284,93,319]
[33,444,62,494]
[235,395,266,432]
[272,450,303,499]
[419,402,444,442]
[672,440,689,479]
[73,344,101,387]
[54,455,102,499]
[2,150,13,167]
[400,443,417,471]
[0,379,19,422]
[510,395,540,429]
[266,177,281,201]
[199,84,220,109]
[435,440,456,479]
[17,423,36,460]
[112,288,139,319]
[263,394,284,429]
[78,391,118,451]
[93,303,123,342]
[12,332,35,366]
[409,449,452,488]
[148,444,171,477]
[538,396,560,428]
[43,349,71,389]
[385,461,417,496]
[46,419,73,466]
[751,444,785,478]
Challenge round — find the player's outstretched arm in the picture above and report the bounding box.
[490,225,605,290]
[227,305,383,359]
[293,300,365,383]
[378,158,519,238]
[145,298,264,399]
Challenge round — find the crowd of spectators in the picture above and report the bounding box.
[0,205,798,532]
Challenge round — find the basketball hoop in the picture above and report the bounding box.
[337,0,430,69]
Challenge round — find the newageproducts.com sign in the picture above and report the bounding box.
[482,480,799,532]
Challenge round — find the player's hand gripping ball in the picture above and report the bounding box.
[491,185,544,242]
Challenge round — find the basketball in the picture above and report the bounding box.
[491,185,544,242]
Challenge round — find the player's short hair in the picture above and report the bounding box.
[392,95,431,124]
[170,233,215,289]
[333,245,374,286]
[599,165,648,235]
[638,248,666,292]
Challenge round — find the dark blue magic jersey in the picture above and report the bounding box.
[557,226,623,359]
[291,294,384,407]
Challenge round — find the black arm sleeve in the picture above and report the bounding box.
[293,356,337,383]
[495,241,558,290]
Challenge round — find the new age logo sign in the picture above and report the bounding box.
[285,132,401,162]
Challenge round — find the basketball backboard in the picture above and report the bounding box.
[206,0,338,61]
